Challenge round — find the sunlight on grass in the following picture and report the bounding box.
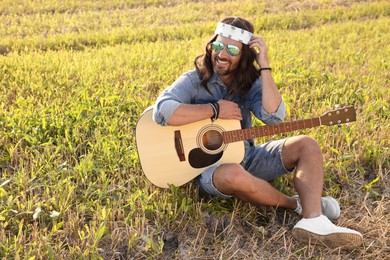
[0,0,389,258]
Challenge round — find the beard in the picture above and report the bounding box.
[213,57,234,77]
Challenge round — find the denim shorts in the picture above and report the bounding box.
[195,138,293,199]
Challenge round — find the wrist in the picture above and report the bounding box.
[259,67,272,76]
[208,103,220,122]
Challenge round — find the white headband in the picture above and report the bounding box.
[214,22,253,45]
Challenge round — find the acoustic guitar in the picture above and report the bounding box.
[136,106,356,188]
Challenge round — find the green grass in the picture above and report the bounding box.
[0,0,389,259]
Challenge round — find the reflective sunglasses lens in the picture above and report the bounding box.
[227,45,240,56]
[211,41,224,53]
[211,42,223,53]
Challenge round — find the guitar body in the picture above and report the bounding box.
[136,107,245,188]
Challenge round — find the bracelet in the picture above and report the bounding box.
[214,102,220,119]
[208,102,220,122]
[259,67,272,74]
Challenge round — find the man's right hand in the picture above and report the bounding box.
[217,100,243,121]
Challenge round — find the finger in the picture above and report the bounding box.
[250,36,264,43]
[250,41,267,51]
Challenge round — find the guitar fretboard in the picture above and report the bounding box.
[222,117,321,143]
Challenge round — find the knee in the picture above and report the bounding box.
[284,135,323,166]
[294,135,322,156]
[215,164,256,194]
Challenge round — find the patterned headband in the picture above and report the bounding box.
[214,22,253,45]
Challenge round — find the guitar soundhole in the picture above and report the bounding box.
[198,124,227,154]
[202,130,223,151]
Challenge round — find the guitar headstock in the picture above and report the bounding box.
[320,105,356,126]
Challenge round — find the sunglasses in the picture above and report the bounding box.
[211,41,241,56]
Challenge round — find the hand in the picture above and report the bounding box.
[249,36,270,68]
[217,100,242,120]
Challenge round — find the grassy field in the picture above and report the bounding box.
[0,0,389,259]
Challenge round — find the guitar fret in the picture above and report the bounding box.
[228,131,234,142]
[268,125,273,135]
[244,129,250,140]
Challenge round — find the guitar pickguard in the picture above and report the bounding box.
[188,148,223,168]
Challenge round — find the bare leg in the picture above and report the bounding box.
[214,135,364,248]
[213,135,324,218]
[213,163,297,209]
[282,135,324,218]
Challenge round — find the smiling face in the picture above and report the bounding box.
[211,35,243,80]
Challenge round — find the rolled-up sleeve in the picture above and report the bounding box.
[152,73,196,126]
[260,100,286,125]
[153,99,181,126]
[248,78,286,125]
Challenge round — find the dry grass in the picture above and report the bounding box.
[144,175,389,259]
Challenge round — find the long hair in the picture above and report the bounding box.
[194,17,259,100]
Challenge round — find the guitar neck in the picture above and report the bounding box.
[222,117,321,144]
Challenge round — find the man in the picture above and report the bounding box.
[152,16,363,248]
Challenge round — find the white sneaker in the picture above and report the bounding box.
[293,195,341,220]
[292,215,363,248]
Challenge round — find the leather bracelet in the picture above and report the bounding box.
[214,102,220,120]
[208,103,219,122]
[209,103,217,122]
[259,67,272,73]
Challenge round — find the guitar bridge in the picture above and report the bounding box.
[174,130,186,162]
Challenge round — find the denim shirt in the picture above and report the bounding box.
[153,70,286,145]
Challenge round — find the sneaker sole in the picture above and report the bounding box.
[292,228,363,249]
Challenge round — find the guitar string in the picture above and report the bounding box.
[172,109,349,152]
